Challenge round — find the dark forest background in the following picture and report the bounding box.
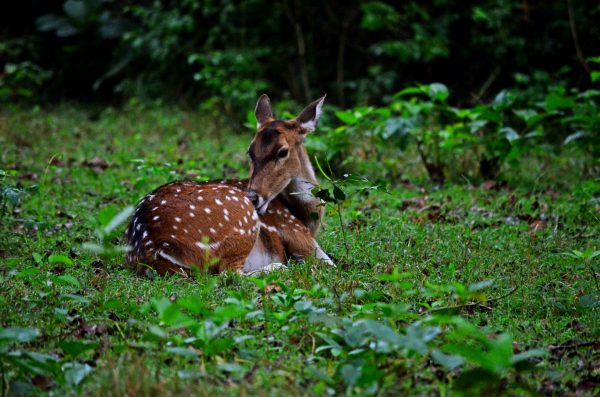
[2,0,599,109]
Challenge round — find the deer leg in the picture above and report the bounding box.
[241,234,286,274]
[240,262,286,276]
[314,241,335,267]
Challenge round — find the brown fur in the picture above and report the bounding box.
[124,179,316,274]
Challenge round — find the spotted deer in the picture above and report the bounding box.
[125,95,333,275]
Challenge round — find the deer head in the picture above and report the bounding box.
[246,94,325,215]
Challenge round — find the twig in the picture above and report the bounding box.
[567,0,591,74]
[284,0,312,102]
[427,286,519,313]
[548,341,599,351]
[472,66,501,103]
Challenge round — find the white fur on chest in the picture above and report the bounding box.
[287,178,315,203]
[243,238,279,273]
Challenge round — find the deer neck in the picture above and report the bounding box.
[280,145,323,235]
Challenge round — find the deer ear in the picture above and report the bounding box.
[296,94,326,133]
[255,94,273,130]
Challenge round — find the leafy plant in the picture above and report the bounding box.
[0,62,51,103]
[82,205,133,257]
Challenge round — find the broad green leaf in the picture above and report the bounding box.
[59,340,97,358]
[564,131,588,145]
[578,294,600,309]
[545,93,575,111]
[32,252,43,264]
[511,348,547,364]
[335,111,358,125]
[53,275,81,288]
[49,254,73,266]
[0,327,40,343]
[341,363,361,386]
[147,325,167,339]
[166,347,199,359]
[468,279,494,292]
[15,267,41,279]
[500,127,519,142]
[431,349,464,369]
[63,0,86,20]
[427,83,449,102]
[333,185,346,201]
[59,294,90,305]
[63,362,93,386]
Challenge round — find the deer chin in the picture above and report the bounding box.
[255,198,272,215]
[255,179,292,215]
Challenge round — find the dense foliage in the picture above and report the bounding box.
[2,1,600,113]
[1,105,599,396]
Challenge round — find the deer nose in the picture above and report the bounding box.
[246,189,260,207]
[246,189,266,212]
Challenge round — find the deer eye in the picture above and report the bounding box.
[277,148,289,159]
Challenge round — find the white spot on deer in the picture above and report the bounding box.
[276,209,282,215]
[153,215,160,221]
[243,216,248,224]
[176,188,181,193]
[204,208,211,214]
[189,204,196,210]
[171,234,176,239]
[232,196,239,202]
[225,196,231,201]
[145,240,152,246]
[251,211,258,221]
[223,208,229,216]
[238,220,243,227]
[161,200,167,205]
[239,229,246,235]
[175,217,181,223]
[184,228,189,234]
[209,227,217,235]
[209,241,221,250]
[136,224,141,231]
[148,194,155,201]
[189,212,195,218]
[197,196,204,201]
[173,225,178,230]
[228,190,236,194]
[218,222,224,228]
[215,199,223,205]
[224,215,230,222]
[143,231,148,239]
[152,206,159,211]
[162,242,169,247]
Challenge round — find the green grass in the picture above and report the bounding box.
[1,105,599,396]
